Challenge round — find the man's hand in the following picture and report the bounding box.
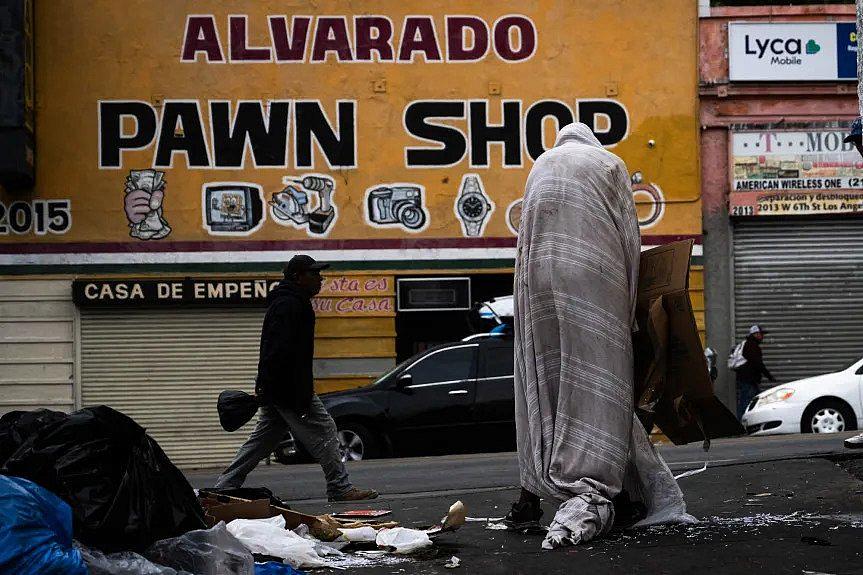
[124,189,164,224]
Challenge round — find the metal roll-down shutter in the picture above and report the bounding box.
[80,308,263,469]
[733,218,863,386]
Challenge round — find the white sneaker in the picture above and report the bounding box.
[844,432,863,449]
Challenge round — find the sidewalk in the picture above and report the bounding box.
[190,454,863,574]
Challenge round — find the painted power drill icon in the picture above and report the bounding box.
[270,175,337,235]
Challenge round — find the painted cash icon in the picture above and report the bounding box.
[123,170,171,240]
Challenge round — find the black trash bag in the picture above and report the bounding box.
[145,522,254,575]
[0,408,67,465]
[217,390,259,432]
[2,405,207,552]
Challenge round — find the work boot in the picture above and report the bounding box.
[502,500,544,531]
[329,487,379,502]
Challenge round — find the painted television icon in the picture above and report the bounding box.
[203,183,265,235]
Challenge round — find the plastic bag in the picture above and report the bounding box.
[227,516,330,569]
[217,390,259,432]
[255,562,307,575]
[1,405,207,551]
[146,522,254,575]
[375,527,433,554]
[79,546,191,575]
[0,474,87,575]
[0,409,67,465]
[338,526,378,542]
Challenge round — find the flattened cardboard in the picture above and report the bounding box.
[634,240,743,445]
[198,492,341,540]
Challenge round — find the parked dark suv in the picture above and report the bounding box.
[273,334,515,463]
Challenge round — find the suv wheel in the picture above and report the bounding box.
[337,422,379,462]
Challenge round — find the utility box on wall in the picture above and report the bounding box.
[0,0,34,189]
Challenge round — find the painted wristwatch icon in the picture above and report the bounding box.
[455,174,494,237]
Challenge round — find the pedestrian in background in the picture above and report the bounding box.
[215,255,378,502]
[735,324,777,419]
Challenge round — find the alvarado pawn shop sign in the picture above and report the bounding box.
[730,125,863,217]
[728,22,857,81]
[0,0,702,271]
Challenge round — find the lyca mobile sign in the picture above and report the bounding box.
[729,22,856,82]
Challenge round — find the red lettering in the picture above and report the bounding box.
[398,16,442,62]
[230,16,271,61]
[312,17,354,62]
[181,16,224,62]
[446,16,489,61]
[355,16,394,61]
[269,16,311,62]
[494,16,536,62]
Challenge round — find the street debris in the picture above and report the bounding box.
[0,406,474,574]
[226,516,332,569]
[146,522,255,574]
[338,526,378,543]
[376,527,434,554]
[444,556,461,569]
[426,500,467,535]
[0,475,87,575]
[0,406,207,552]
[332,510,392,520]
[485,523,510,531]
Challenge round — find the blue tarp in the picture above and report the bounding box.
[0,474,87,575]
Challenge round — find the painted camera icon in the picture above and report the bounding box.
[365,184,429,232]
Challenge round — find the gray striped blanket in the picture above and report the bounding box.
[513,123,695,549]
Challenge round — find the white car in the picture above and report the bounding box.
[742,357,863,435]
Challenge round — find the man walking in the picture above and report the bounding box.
[736,324,777,418]
[215,255,378,502]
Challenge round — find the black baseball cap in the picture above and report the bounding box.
[283,254,330,277]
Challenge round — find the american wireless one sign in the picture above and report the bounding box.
[728,22,857,82]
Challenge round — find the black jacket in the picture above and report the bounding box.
[735,335,775,385]
[254,280,315,412]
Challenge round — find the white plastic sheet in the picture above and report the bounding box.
[338,527,378,543]
[226,516,329,569]
[375,528,433,554]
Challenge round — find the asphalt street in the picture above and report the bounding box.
[187,431,861,502]
[185,432,863,574]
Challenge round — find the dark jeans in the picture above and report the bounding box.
[736,379,760,420]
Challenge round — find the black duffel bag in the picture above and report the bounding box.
[217,390,259,432]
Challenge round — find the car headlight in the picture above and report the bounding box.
[757,388,795,406]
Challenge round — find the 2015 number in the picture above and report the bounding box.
[0,200,72,235]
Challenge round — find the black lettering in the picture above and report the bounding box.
[577,100,628,146]
[469,100,522,167]
[211,101,290,168]
[525,101,574,160]
[404,101,466,167]
[99,101,157,168]
[155,102,210,167]
[295,101,356,168]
